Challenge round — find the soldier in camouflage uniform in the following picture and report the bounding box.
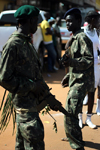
[61,8,94,150]
[0,5,62,150]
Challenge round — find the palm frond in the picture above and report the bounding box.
[0,92,16,135]
[0,90,6,111]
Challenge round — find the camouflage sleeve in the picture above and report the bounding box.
[63,72,70,79]
[0,44,36,95]
[69,35,93,70]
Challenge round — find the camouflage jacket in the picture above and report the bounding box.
[64,29,94,91]
[0,31,49,111]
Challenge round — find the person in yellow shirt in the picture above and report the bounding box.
[41,12,57,72]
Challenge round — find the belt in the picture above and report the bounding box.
[15,107,37,114]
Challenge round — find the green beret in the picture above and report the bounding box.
[14,5,40,20]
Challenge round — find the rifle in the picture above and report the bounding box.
[37,94,70,117]
[30,79,70,117]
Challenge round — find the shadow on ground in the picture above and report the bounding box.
[85,141,100,150]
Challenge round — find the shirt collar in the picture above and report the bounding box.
[72,29,83,39]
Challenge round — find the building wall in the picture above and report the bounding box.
[0,0,15,12]
[96,0,100,10]
[1,0,100,14]
[16,0,22,6]
[84,0,96,7]
[66,0,84,6]
[0,0,9,12]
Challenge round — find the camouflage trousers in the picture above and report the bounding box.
[15,113,44,150]
[64,86,87,149]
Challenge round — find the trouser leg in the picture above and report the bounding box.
[87,91,95,114]
[64,88,85,149]
[15,123,24,150]
[64,114,85,149]
[96,86,100,115]
[97,86,100,99]
[15,115,44,150]
[44,43,57,71]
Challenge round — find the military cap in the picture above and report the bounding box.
[63,7,81,19]
[14,5,40,20]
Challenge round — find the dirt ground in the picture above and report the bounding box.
[0,66,100,150]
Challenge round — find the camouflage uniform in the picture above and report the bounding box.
[63,30,94,149]
[0,31,50,150]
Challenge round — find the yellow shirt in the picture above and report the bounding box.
[41,20,52,43]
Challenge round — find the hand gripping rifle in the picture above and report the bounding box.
[37,92,70,117]
[30,78,70,117]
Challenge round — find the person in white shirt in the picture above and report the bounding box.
[78,11,100,129]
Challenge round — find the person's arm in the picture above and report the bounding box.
[54,28,61,37]
[45,27,52,35]
[64,34,94,70]
[44,21,52,35]
[0,43,46,95]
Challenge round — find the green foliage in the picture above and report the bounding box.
[41,105,58,133]
[0,91,16,135]
[42,105,51,116]
[53,121,57,133]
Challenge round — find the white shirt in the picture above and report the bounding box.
[84,26,100,65]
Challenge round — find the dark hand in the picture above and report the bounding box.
[62,55,71,67]
[46,95,62,111]
[52,99,62,111]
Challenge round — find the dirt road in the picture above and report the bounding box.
[0,68,100,150]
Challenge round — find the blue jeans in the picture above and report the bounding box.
[44,43,57,71]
